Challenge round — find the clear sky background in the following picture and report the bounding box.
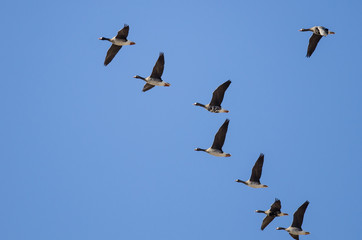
[1,0,362,239]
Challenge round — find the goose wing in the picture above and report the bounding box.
[211,119,229,150]
[150,52,165,79]
[116,24,129,39]
[306,34,322,57]
[289,234,299,240]
[250,153,264,182]
[291,201,309,228]
[142,83,155,92]
[270,198,281,212]
[104,45,122,66]
[209,80,231,107]
[261,215,275,230]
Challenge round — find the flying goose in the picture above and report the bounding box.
[194,119,231,157]
[255,198,288,230]
[276,201,310,240]
[299,26,335,57]
[133,52,170,92]
[99,24,136,66]
[194,80,231,113]
[235,153,268,188]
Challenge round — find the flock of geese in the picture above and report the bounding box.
[99,24,335,239]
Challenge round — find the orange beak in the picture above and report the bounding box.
[130,42,136,45]
[164,83,170,87]
[225,154,231,157]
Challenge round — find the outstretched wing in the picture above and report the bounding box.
[306,34,322,57]
[261,216,275,230]
[250,153,264,182]
[116,24,129,39]
[289,234,299,240]
[104,45,122,66]
[150,52,165,79]
[142,83,155,92]
[291,201,309,228]
[270,198,281,212]
[209,80,231,107]
[211,119,229,150]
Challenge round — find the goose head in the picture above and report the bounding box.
[99,37,111,41]
[193,102,206,108]
[255,210,265,213]
[235,179,246,184]
[133,75,144,79]
[299,28,311,32]
[194,148,206,152]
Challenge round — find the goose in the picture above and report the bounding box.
[255,198,288,230]
[299,26,335,57]
[194,80,231,113]
[99,24,136,66]
[194,119,231,157]
[235,153,268,188]
[276,201,310,240]
[133,52,170,92]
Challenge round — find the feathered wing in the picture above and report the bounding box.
[116,25,129,39]
[306,34,322,57]
[291,201,309,228]
[209,80,231,106]
[142,83,155,92]
[104,45,122,66]
[289,234,299,240]
[270,199,282,212]
[211,119,229,150]
[150,53,165,79]
[261,216,275,230]
[250,153,264,182]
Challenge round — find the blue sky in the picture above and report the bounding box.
[1,0,362,239]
